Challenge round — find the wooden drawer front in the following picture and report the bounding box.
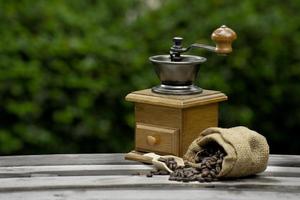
[135,123,179,155]
[135,103,181,128]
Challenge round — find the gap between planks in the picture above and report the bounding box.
[0,153,300,167]
[0,188,299,200]
[0,154,136,167]
[0,165,299,178]
[0,154,299,167]
[0,175,299,192]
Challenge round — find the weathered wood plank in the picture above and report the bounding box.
[0,175,299,192]
[268,155,300,167]
[0,165,298,178]
[0,189,299,200]
[0,154,299,167]
[0,154,136,167]
[0,154,298,199]
[261,166,300,177]
[0,165,154,178]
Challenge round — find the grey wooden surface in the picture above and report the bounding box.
[0,154,299,200]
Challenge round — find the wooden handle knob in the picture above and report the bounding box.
[147,135,159,146]
[211,25,237,54]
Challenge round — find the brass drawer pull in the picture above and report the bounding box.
[147,135,159,146]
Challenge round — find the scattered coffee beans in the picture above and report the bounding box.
[146,172,153,177]
[146,142,226,183]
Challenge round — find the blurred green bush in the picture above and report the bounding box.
[0,0,299,155]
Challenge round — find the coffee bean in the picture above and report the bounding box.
[184,161,191,167]
[159,170,169,175]
[169,164,174,170]
[205,177,212,182]
[201,158,207,164]
[206,162,212,169]
[196,176,205,182]
[201,170,209,177]
[185,171,194,178]
[175,177,182,181]
[195,157,201,163]
[210,161,216,166]
[201,165,208,170]
[182,178,190,182]
[190,168,199,174]
[217,159,223,164]
[212,155,218,161]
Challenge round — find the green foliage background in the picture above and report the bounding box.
[0,0,299,155]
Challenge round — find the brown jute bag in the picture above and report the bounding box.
[184,126,269,178]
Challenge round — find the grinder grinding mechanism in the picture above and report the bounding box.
[150,25,237,95]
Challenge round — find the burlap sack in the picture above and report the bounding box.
[184,126,269,178]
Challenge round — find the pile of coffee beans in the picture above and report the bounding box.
[169,145,225,182]
[146,157,177,177]
[158,157,178,171]
[146,142,226,183]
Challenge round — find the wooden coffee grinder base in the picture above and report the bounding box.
[125,89,227,159]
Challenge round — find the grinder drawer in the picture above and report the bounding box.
[135,123,179,155]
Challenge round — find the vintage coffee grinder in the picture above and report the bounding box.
[125,25,237,159]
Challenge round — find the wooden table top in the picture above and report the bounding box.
[0,154,299,199]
